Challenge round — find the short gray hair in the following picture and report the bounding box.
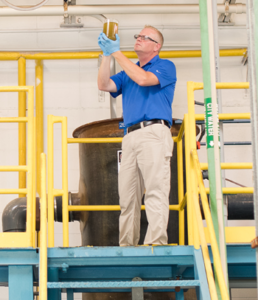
[144,25,164,49]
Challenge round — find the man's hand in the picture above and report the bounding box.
[98,33,120,55]
[98,33,111,56]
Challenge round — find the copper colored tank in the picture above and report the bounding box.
[73,118,185,300]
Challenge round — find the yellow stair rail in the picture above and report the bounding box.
[0,86,36,248]
[39,153,47,300]
[190,149,230,300]
[178,81,255,245]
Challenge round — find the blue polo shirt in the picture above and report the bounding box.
[110,55,177,127]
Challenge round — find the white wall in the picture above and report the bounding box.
[0,0,255,299]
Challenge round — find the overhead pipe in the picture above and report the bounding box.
[0,49,247,61]
[0,4,246,17]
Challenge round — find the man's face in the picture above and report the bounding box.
[134,28,160,55]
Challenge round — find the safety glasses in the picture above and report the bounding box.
[134,34,158,44]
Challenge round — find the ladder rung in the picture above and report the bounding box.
[47,280,200,289]
[0,166,28,172]
[0,117,28,123]
[0,188,27,194]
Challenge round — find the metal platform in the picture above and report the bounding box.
[0,245,256,300]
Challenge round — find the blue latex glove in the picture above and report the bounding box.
[98,33,120,56]
[98,33,111,56]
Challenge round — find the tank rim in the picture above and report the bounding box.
[73,117,123,138]
[73,118,199,138]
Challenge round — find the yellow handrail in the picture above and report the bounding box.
[0,85,36,248]
[47,115,69,247]
[47,80,254,248]
[200,163,253,170]
[191,149,230,300]
[36,60,44,197]
[18,57,27,198]
[177,118,185,245]
[39,153,47,300]
[47,116,181,247]
[185,81,254,247]
[68,204,180,211]
[195,113,251,121]
[205,187,253,194]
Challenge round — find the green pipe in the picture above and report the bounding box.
[198,0,229,298]
[247,0,258,290]
[255,0,258,92]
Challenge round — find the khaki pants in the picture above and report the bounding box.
[118,123,174,246]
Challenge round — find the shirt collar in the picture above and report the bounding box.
[136,55,159,68]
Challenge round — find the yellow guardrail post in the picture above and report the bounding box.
[39,153,47,300]
[62,117,69,247]
[184,114,194,245]
[32,117,37,247]
[26,86,34,245]
[177,119,185,245]
[36,60,44,197]
[47,115,55,247]
[187,82,201,249]
[18,57,26,197]
[191,149,230,300]
[0,86,36,247]
[47,116,69,247]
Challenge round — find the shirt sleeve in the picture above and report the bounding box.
[148,60,177,89]
[110,71,124,98]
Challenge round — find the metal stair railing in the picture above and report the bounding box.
[190,148,230,300]
[183,81,255,245]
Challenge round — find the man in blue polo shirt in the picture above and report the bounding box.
[98,25,177,246]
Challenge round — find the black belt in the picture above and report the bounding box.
[127,119,170,134]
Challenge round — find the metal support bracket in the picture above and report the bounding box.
[132,277,144,300]
[218,0,236,26]
[60,0,84,28]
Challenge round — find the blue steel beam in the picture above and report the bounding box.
[0,267,8,286]
[59,266,175,280]
[48,267,61,300]
[176,289,185,300]
[62,288,188,293]
[208,245,256,264]
[67,289,74,300]
[48,246,195,267]
[9,266,33,300]
[0,249,38,265]
[194,249,211,300]
[47,280,200,289]
[48,246,194,258]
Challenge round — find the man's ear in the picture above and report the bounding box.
[154,43,162,53]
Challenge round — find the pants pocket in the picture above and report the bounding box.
[164,128,174,157]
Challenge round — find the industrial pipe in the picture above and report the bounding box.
[2,197,40,232]
[54,193,81,223]
[0,4,246,17]
[2,193,254,238]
